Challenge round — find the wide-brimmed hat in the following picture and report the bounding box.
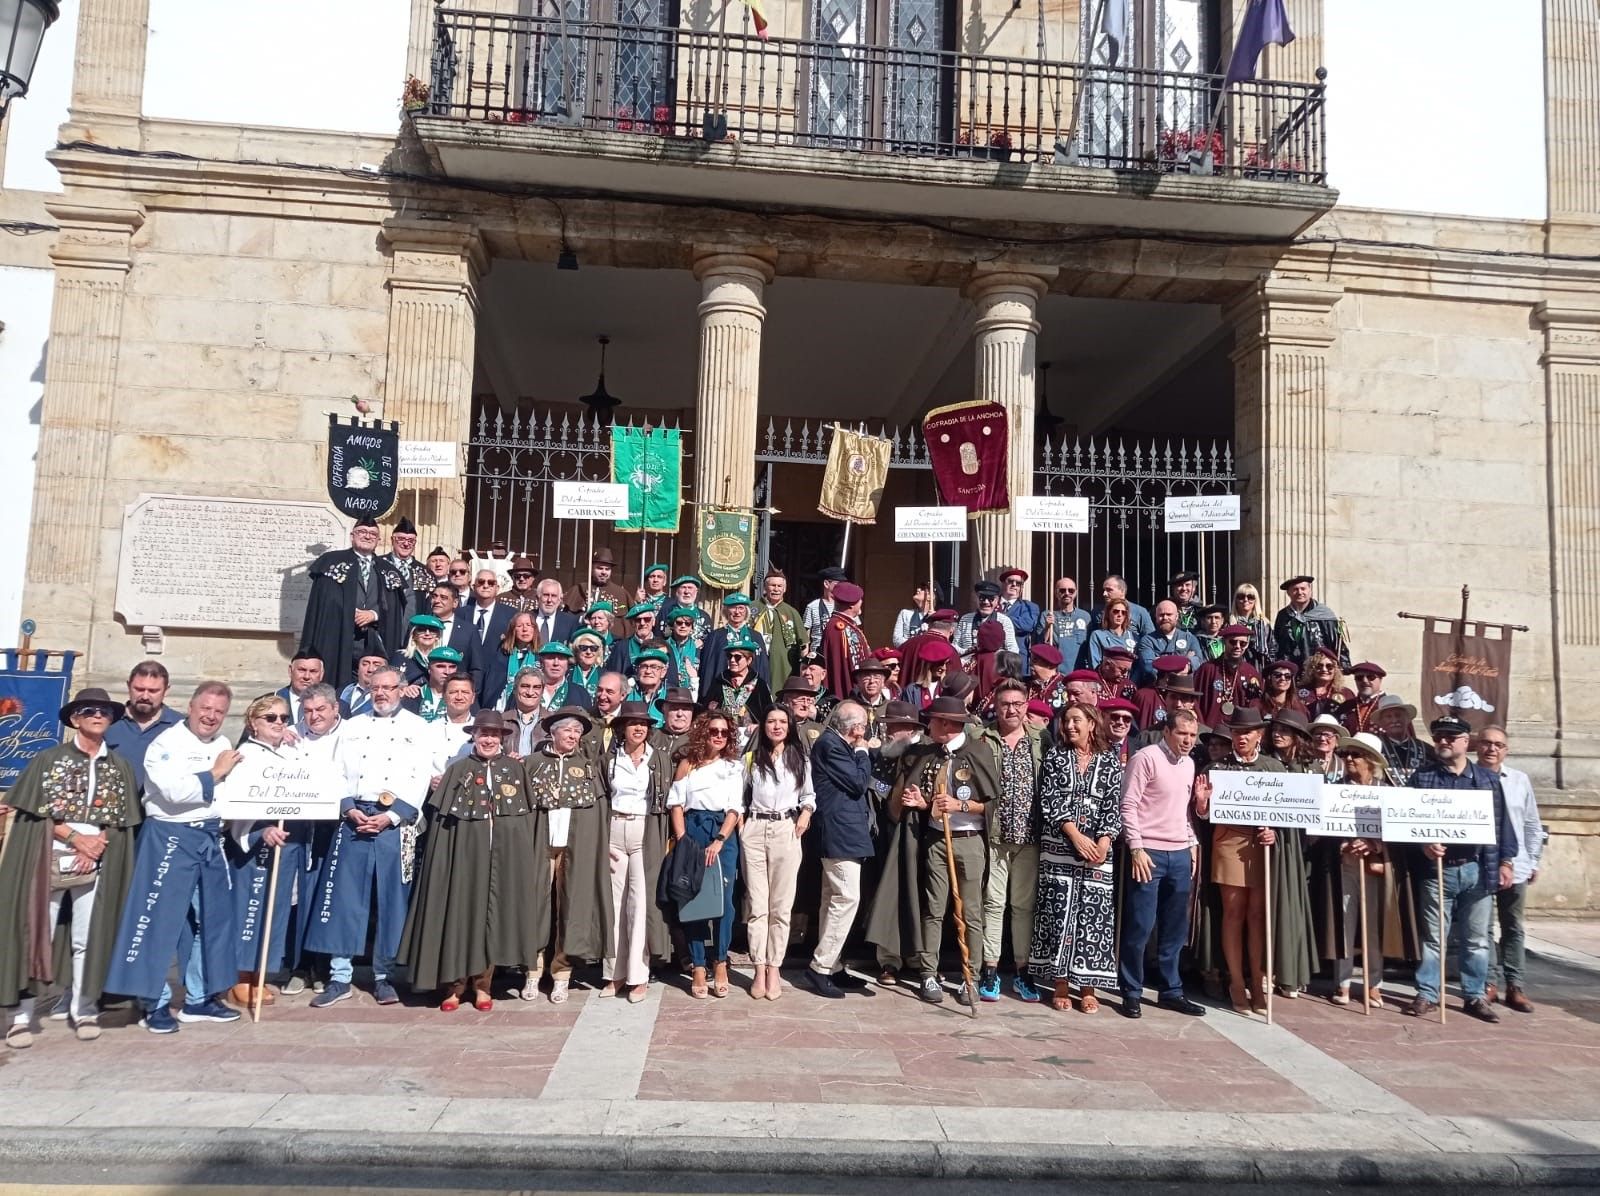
[510,557,537,576]
[1158,674,1198,696]
[1336,731,1389,770]
[592,547,617,565]
[776,676,818,698]
[660,687,698,709]
[465,709,511,736]
[883,700,923,729]
[540,704,594,734]
[1269,708,1311,738]
[1223,707,1267,731]
[1375,693,1417,722]
[60,687,125,725]
[853,658,890,676]
[1308,713,1346,736]
[924,695,978,725]
[611,701,655,727]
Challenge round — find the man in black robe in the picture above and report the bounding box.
[381,516,434,624]
[299,517,407,692]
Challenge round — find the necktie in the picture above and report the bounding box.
[540,615,551,643]
[358,555,371,586]
[475,606,488,640]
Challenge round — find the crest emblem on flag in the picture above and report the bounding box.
[698,510,755,590]
[818,424,891,524]
[922,400,1010,515]
[610,424,683,533]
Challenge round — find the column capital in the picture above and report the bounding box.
[1536,301,1600,367]
[963,264,1056,302]
[691,246,777,286]
[44,197,145,272]
[1225,276,1343,356]
[381,217,487,293]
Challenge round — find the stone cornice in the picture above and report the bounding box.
[1224,276,1343,356]
[1536,301,1600,367]
[43,197,145,272]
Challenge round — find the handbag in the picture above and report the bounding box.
[676,849,725,921]
[49,850,98,892]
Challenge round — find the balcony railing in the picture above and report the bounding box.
[426,7,1326,186]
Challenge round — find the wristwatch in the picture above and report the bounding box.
[960,798,970,814]
[714,832,727,842]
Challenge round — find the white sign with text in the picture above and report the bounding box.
[1316,783,1385,838]
[1208,771,1324,828]
[552,482,631,520]
[1165,495,1242,532]
[212,753,346,822]
[1014,495,1090,534]
[1379,788,1497,845]
[894,506,968,542]
[399,440,459,478]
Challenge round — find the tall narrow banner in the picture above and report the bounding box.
[818,425,891,524]
[0,650,75,790]
[611,424,683,533]
[698,510,756,590]
[1420,618,1512,732]
[922,400,1010,515]
[326,414,399,519]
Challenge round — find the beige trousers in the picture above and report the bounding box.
[604,816,650,986]
[810,858,862,975]
[740,816,804,966]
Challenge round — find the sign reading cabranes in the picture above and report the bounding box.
[1379,788,1497,845]
[1207,772,1323,828]
[552,481,631,520]
[212,753,346,822]
[1164,495,1241,532]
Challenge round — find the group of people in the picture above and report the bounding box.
[0,518,1546,1047]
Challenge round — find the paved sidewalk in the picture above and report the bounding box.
[1,921,1598,1185]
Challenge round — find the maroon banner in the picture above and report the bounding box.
[922,400,1009,515]
[1420,619,1513,733]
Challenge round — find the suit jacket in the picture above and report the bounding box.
[437,612,484,693]
[810,728,875,861]
[529,609,579,649]
[466,602,518,708]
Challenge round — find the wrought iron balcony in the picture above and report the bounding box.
[424,6,1327,187]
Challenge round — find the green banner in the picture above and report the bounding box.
[698,510,755,590]
[610,424,683,533]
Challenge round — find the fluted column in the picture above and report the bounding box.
[967,266,1053,592]
[1546,0,1600,255]
[380,217,486,549]
[62,0,150,146]
[24,199,144,635]
[1258,1,1324,86]
[1225,277,1342,593]
[691,248,775,516]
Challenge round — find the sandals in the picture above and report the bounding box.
[473,992,493,1012]
[549,978,569,1005]
[1078,989,1099,1015]
[1051,980,1072,1012]
[690,967,709,999]
[439,995,461,1013]
[1329,988,1351,1006]
[713,962,730,999]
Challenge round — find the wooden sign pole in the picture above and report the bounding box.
[1264,840,1274,1025]
[1358,861,1371,1016]
[1437,854,1447,1025]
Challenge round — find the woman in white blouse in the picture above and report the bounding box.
[742,707,815,1000]
[602,701,672,1003]
[667,711,744,999]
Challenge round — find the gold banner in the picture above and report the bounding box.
[818,424,891,524]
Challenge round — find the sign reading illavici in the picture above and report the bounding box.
[1316,784,1384,838]
[116,495,349,632]
[1207,772,1323,828]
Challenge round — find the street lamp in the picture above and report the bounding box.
[0,0,58,123]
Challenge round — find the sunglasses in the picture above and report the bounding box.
[475,580,498,587]
[512,571,535,579]
[449,568,469,576]
[258,712,290,724]
[1056,588,1075,595]
[706,727,731,738]
[76,705,115,719]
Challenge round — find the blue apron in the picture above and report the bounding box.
[232,821,326,975]
[303,804,411,963]
[107,820,236,1004]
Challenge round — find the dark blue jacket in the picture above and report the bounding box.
[809,727,874,861]
[1408,759,1518,888]
[104,705,183,792]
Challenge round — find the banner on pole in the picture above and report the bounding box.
[1015,495,1089,533]
[0,651,74,790]
[326,415,399,519]
[922,400,1009,515]
[1164,495,1241,532]
[1419,618,1511,732]
[553,482,630,520]
[698,510,756,589]
[894,506,968,543]
[1379,788,1497,845]
[818,425,891,524]
[1207,771,1322,828]
[1315,783,1384,838]
[611,424,683,533]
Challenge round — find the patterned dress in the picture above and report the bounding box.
[1028,747,1124,989]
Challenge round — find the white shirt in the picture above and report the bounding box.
[935,731,985,834]
[428,715,474,775]
[667,757,745,813]
[145,721,234,824]
[804,598,834,651]
[608,746,655,817]
[746,755,816,814]
[1497,763,1544,883]
[341,707,433,822]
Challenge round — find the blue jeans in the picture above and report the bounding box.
[156,894,211,1009]
[1119,848,1193,1001]
[1416,859,1492,1003]
[329,953,396,984]
[684,809,739,967]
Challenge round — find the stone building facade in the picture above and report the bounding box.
[1,0,1599,905]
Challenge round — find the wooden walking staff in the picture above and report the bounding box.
[1263,838,1274,1025]
[1358,858,1372,1016]
[937,759,978,1017]
[251,821,285,1024]
[1437,853,1447,1026]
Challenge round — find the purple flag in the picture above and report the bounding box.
[1224,0,1295,86]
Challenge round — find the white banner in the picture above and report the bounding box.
[212,754,346,821]
[553,481,631,520]
[1014,495,1090,534]
[1380,788,1497,845]
[1316,783,1384,838]
[1208,771,1323,828]
[398,440,459,478]
[1165,495,1241,532]
[894,506,968,542]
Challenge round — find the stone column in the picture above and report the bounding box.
[380,217,486,550]
[1258,1,1324,86]
[1225,277,1342,593]
[1546,0,1600,255]
[62,0,150,147]
[967,266,1054,592]
[691,248,775,517]
[24,199,145,635]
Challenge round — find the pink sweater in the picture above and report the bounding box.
[1121,740,1197,852]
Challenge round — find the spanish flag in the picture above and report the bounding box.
[741,0,769,39]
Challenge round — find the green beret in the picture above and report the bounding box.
[427,646,463,664]
[665,606,701,622]
[635,647,670,666]
[721,592,752,607]
[536,641,574,658]
[671,575,701,588]
[626,602,658,619]
[408,614,444,632]
[725,631,761,655]
[645,563,669,577]
[585,601,615,616]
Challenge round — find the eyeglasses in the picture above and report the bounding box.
[76,705,114,719]
[449,568,469,576]
[706,728,731,739]
[1478,741,1508,751]
[258,713,290,724]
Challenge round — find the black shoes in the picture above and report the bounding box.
[804,969,845,999]
[1157,995,1207,1017]
[1119,997,1142,1019]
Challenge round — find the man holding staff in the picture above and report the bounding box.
[1404,714,1518,1023]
